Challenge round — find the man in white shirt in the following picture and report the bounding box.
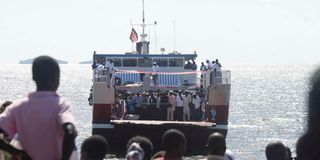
[152,62,159,86]
[105,59,116,85]
[175,91,184,121]
[192,93,201,121]
[183,91,192,121]
[206,60,214,70]
[212,59,222,84]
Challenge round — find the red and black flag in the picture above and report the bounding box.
[129,28,138,42]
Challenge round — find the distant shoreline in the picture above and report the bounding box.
[19,58,68,64]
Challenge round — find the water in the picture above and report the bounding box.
[0,64,317,160]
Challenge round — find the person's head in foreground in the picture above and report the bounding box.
[126,136,153,160]
[32,55,60,91]
[162,129,186,159]
[81,135,109,160]
[206,132,226,157]
[265,141,289,160]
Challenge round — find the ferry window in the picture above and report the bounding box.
[169,58,183,67]
[106,58,121,67]
[112,58,121,67]
[123,58,137,67]
[154,58,168,67]
[138,58,152,67]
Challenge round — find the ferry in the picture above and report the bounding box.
[90,1,231,156]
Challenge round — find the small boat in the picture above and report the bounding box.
[89,0,231,156]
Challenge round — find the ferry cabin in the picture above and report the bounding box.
[93,52,198,87]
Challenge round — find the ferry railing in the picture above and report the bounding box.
[93,69,231,89]
[93,69,112,85]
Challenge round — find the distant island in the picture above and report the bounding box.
[79,60,92,64]
[19,58,68,64]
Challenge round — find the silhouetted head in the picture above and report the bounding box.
[265,141,288,160]
[206,132,226,156]
[296,132,320,160]
[307,67,320,132]
[162,129,186,157]
[126,136,153,160]
[32,56,60,91]
[81,135,109,160]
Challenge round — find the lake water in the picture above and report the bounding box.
[0,63,317,160]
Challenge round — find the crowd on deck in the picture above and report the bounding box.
[0,55,319,160]
[112,89,212,122]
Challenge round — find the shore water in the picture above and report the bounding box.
[0,63,316,159]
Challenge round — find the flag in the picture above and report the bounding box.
[130,28,138,42]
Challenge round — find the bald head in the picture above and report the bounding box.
[207,132,226,156]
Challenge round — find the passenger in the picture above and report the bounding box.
[155,92,161,110]
[146,92,156,108]
[184,61,192,69]
[200,62,207,88]
[126,136,154,160]
[152,62,159,86]
[204,132,226,160]
[213,59,222,83]
[96,63,105,82]
[153,129,186,160]
[175,91,184,121]
[132,92,144,113]
[296,67,320,160]
[127,94,136,114]
[140,71,145,82]
[265,141,289,160]
[0,56,77,160]
[80,135,108,160]
[167,91,176,121]
[206,60,213,71]
[183,91,192,121]
[120,100,127,119]
[200,62,207,71]
[191,60,197,71]
[192,93,201,121]
[200,93,207,121]
[91,60,97,70]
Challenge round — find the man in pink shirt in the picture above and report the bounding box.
[0,56,77,160]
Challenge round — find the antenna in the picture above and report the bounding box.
[154,21,157,53]
[141,0,146,41]
[173,19,176,52]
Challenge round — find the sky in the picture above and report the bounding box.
[0,0,320,64]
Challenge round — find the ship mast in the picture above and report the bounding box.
[141,0,146,42]
[131,0,156,55]
[140,0,149,54]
